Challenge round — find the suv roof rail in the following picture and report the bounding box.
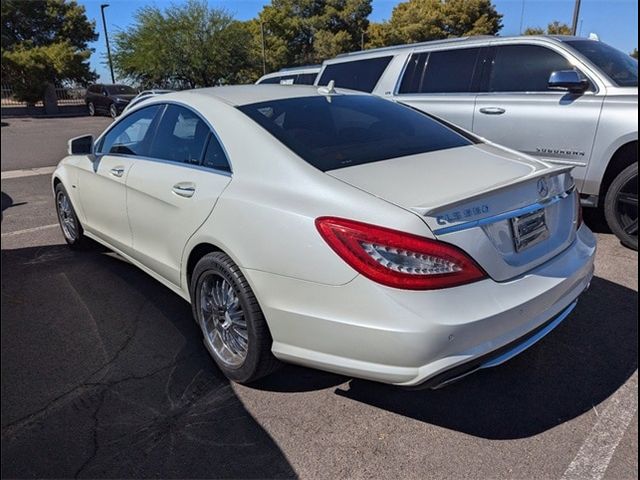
[334,35,496,58]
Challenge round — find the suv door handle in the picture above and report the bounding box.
[479,107,506,115]
[172,182,196,198]
[110,167,125,177]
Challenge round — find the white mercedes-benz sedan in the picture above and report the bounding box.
[53,85,596,388]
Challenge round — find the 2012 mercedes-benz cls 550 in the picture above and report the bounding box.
[53,85,596,387]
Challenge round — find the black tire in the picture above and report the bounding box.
[54,183,89,249]
[190,252,280,383]
[109,103,118,119]
[604,162,638,250]
[87,102,96,116]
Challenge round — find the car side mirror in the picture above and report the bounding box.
[68,134,94,155]
[548,70,589,93]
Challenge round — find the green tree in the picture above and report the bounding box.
[524,20,572,36]
[255,0,372,74]
[631,48,638,59]
[367,0,502,48]
[1,0,97,105]
[112,1,255,88]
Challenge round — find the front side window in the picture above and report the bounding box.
[488,45,574,92]
[399,48,481,94]
[98,105,161,156]
[566,40,638,87]
[318,56,393,93]
[259,76,283,84]
[238,95,473,171]
[148,105,210,164]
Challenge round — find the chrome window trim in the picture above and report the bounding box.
[94,99,234,174]
[431,187,574,236]
[94,152,232,178]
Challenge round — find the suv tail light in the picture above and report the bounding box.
[315,217,487,290]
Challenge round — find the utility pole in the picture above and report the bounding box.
[518,0,526,34]
[100,4,115,84]
[260,22,267,75]
[571,0,582,36]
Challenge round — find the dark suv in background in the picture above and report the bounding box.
[85,84,138,118]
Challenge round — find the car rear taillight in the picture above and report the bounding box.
[315,217,487,290]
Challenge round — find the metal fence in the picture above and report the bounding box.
[1,84,86,107]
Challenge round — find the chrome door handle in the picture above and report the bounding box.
[172,183,196,198]
[110,167,125,177]
[479,107,506,115]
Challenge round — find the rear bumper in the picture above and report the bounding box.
[245,224,596,386]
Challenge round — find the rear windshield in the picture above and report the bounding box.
[238,95,473,171]
[566,40,638,87]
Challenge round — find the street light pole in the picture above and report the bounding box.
[571,0,582,36]
[100,4,115,84]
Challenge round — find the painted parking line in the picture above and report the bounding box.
[562,370,638,480]
[1,166,56,179]
[1,224,59,237]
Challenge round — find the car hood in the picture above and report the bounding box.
[113,94,136,101]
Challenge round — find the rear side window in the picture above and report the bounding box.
[318,56,393,93]
[489,45,573,92]
[98,105,161,156]
[259,76,282,84]
[149,105,210,164]
[238,95,473,171]
[399,48,482,94]
[296,73,318,85]
[202,135,231,172]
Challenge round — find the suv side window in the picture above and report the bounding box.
[399,48,482,94]
[488,45,574,92]
[149,104,210,164]
[318,56,393,93]
[98,105,161,156]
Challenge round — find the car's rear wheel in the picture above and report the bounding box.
[55,183,87,248]
[191,252,280,383]
[109,103,118,119]
[604,162,638,250]
[87,102,95,116]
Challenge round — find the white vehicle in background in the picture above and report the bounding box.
[256,65,321,85]
[122,89,174,114]
[316,35,638,249]
[54,85,595,388]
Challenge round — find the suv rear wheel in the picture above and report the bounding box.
[604,162,638,250]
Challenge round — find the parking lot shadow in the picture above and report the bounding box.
[1,245,296,479]
[337,276,637,440]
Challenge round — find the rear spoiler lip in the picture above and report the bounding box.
[414,165,575,217]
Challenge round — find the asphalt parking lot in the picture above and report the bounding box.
[1,115,638,479]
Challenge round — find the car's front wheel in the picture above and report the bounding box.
[191,252,280,383]
[87,102,95,116]
[604,162,638,250]
[109,103,118,119]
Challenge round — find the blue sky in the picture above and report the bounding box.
[80,0,638,82]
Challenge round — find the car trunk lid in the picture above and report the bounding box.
[326,143,579,281]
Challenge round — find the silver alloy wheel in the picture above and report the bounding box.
[56,190,77,242]
[109,103,118,118]
[88,102,95,116]
[199,274,249,367]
